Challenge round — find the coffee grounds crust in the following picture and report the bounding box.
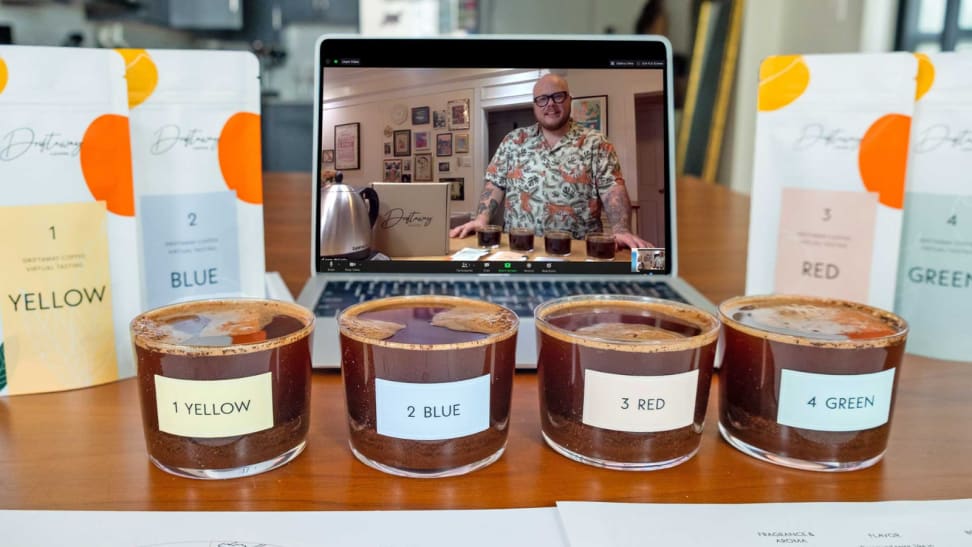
[131,298,314,356]
[719,295,907,349]
[338,295,518,350]
[535,296,719,353]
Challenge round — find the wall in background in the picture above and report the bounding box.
[720,0,897,194]
[479,0,694,57]
[0,2,194,49]
[0,3,91,46]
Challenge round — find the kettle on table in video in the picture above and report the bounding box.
[319,172,380,260]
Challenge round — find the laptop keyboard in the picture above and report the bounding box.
[314,279,687,317]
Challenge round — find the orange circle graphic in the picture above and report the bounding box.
[858,113,911,210]
[81,114,134,217]
[758,55,810,112]
[219,112,263,205]
[116,49,158,109]
[0,57,8,95]
[914,53,934,101]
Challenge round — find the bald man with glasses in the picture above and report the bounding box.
[450,74,650,250]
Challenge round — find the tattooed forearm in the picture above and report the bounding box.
[604,185,632,234]
[475,180,505,222]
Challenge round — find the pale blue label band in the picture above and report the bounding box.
[375,374,491,441]
[777,368,896,432]
[140,191,241,308]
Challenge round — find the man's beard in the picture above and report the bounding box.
[539,110,570,131]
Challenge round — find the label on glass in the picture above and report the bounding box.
[0,202,118,395]
[375,374,490,441]
[139,191,241,309]
[774,188,878,302]
[777,368,896,432]
[154,372,273,438]
[582,369,698,433]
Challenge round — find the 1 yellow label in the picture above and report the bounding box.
[0,202,117,394]
[154,372,273,438]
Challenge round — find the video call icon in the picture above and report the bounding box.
[631,248,666,273]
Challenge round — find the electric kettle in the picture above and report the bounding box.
[319,173,380,260]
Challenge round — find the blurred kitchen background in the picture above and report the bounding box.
[0,0,691,171]
[0,0,693,173]
[2,0,963,193]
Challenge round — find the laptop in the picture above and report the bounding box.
[297,35,715,368]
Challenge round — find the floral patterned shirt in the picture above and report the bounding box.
[484,120,625,239]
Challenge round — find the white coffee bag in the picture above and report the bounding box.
[0,46,138,394]
[747,53,917,310]
[895,52,972,361]
[119,48,265,310]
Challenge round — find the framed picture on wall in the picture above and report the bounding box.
[441,177,464,201]
[438,161,450,172]
[570,95,608,135]
[433,109,447,129]
[414,153,433,181]
[321,149,335,169]
[448,99,469,130]
[411,106,430,125]
[454,133,469,154]
[436,132,453,156]
[334,122,360,170]
[414,131,430,150]
[393,129,411,157]
[383,142,392,155]
[402,158,412,171]
[383,159,402,182]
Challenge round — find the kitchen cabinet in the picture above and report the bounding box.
[278,0,359,27]
[168,0,243,30]
[234,0,358,46]
[137,0,244,30]
[262,101,314,172]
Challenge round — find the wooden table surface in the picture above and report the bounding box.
[1,173,968,511]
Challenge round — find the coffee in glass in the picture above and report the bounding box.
[131,298,314,479]
[585,232,615,261]
[544,230,572,256]
[509,227,535,252]
[338,295,518,478]
[535,295,720,470]
[477,224,502,248]
[719,294,908,471]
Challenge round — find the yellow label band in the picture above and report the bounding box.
[154,372,273,438]
[0,202,117,394]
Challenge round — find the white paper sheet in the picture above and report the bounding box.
[0,507,567,547]
[557,499,972,547]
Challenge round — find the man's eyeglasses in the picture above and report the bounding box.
[533,91,569,107]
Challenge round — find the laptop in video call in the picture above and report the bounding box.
[297,35,715,368]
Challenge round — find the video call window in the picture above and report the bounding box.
[316,42,672,276]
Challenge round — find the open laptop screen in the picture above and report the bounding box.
[314,36,673,278]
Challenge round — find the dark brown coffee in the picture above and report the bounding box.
[509,228,535,252]
[585,233,615,261]
[477,225,502,248]
[718,295,908,471]
[338,295,518,477]
[535,296,719,470]
[544,230,572,256]
[131,299,314,479]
